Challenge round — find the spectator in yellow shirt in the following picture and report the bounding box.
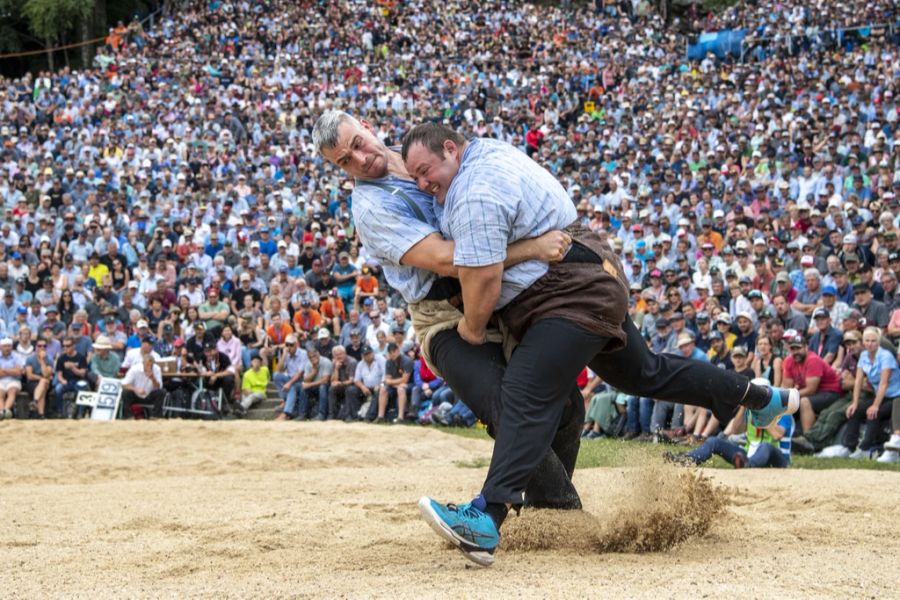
[87,252,110,287]
[239,354,270,417]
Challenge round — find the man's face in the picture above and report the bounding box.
[854,288,871,307]
[679,342,694,358]
[320,119,390,180]
[737,317,752,334]
[773,296,789,316]
[404,140,464,204]
[789,343,807,363]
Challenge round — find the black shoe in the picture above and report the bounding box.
[623,431,639,440]
[792,435,815,455]
[373,417,386,424]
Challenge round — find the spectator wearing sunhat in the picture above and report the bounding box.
[89,335,122,384]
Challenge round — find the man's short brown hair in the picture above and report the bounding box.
[400,123,466,162]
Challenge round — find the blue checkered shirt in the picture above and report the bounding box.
[440,138,577,308]
[351,175,440,303]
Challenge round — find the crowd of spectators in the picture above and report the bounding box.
[0,0,898,460]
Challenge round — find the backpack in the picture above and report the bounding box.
[192,389,222,420]
[164,387,191,417]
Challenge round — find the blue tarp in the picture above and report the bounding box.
[687,29,749,60]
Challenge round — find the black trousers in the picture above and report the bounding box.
[204,375,236,407]
[843,396,894,451]
[122,389,166,418]
[482,317,758,506]
[328,383,361,420]
[429,328,583,509]
[592,316,753,424]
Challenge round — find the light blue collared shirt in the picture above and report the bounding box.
[440,137,577,308]
[351,175,440,303]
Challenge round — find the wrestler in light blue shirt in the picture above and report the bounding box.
[439,138,576,308]
[351,175,441,303]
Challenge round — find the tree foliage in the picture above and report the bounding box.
[21,0,94,43]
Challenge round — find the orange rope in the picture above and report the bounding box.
[0,34,107,59]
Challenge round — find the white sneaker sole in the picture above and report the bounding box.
[417,496,495,567]
[884,439,900,452]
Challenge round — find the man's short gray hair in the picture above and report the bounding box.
[804,268,821,279]
[312,110,355,155]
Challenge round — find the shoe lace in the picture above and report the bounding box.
[447,502,484,520]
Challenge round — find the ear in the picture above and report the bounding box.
[358,119,376,134]
[443,139,460,161]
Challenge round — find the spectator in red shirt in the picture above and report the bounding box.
[782,332,843,433]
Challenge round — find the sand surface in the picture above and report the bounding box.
[1,421,898,599]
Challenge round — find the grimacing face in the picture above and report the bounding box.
[320,118,390,180]
[404,139,464,204]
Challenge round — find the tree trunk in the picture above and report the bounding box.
[45,36,54,71]
[93,0,107,42]
[80,14,92,69]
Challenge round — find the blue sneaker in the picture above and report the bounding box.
[749,382,799,428]
[418,495,500,566]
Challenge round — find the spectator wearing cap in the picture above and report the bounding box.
[24,336,55,418]
[353,266,379,312]
[273,334,309,421]
[773,271,798,304]
[53,336,89,418]
[42,305,66,339]
[707,330,734,371]
[0,290,21,331]
[829,267,854,306]
[293,299,323,339]
[87,252,110,288]
[327,345,359,421]
[808,308,843,365]
[319,289,346,335]
[295,346,333,421]
[651,317,672,353]
[0,337,24,419]
[733,312,758,353]
[198,287,231,335]
[375,342,413,424]
[852,283,889,329]
[122,334,162,371]
[353,344,385,415]
[199,339,238,413]
[793,269,823,317]
[231,273,262,315]
[8,251,26,281]
[783,333,843,433]
[312,327,337,359]
[857,263,885,303]
[713,313,737,349]
[842,327,900,462]
[331,251,359,306]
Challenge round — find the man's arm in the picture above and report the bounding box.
[457,263,503,345]
[401,231,571,278]
[797,375,821,397]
